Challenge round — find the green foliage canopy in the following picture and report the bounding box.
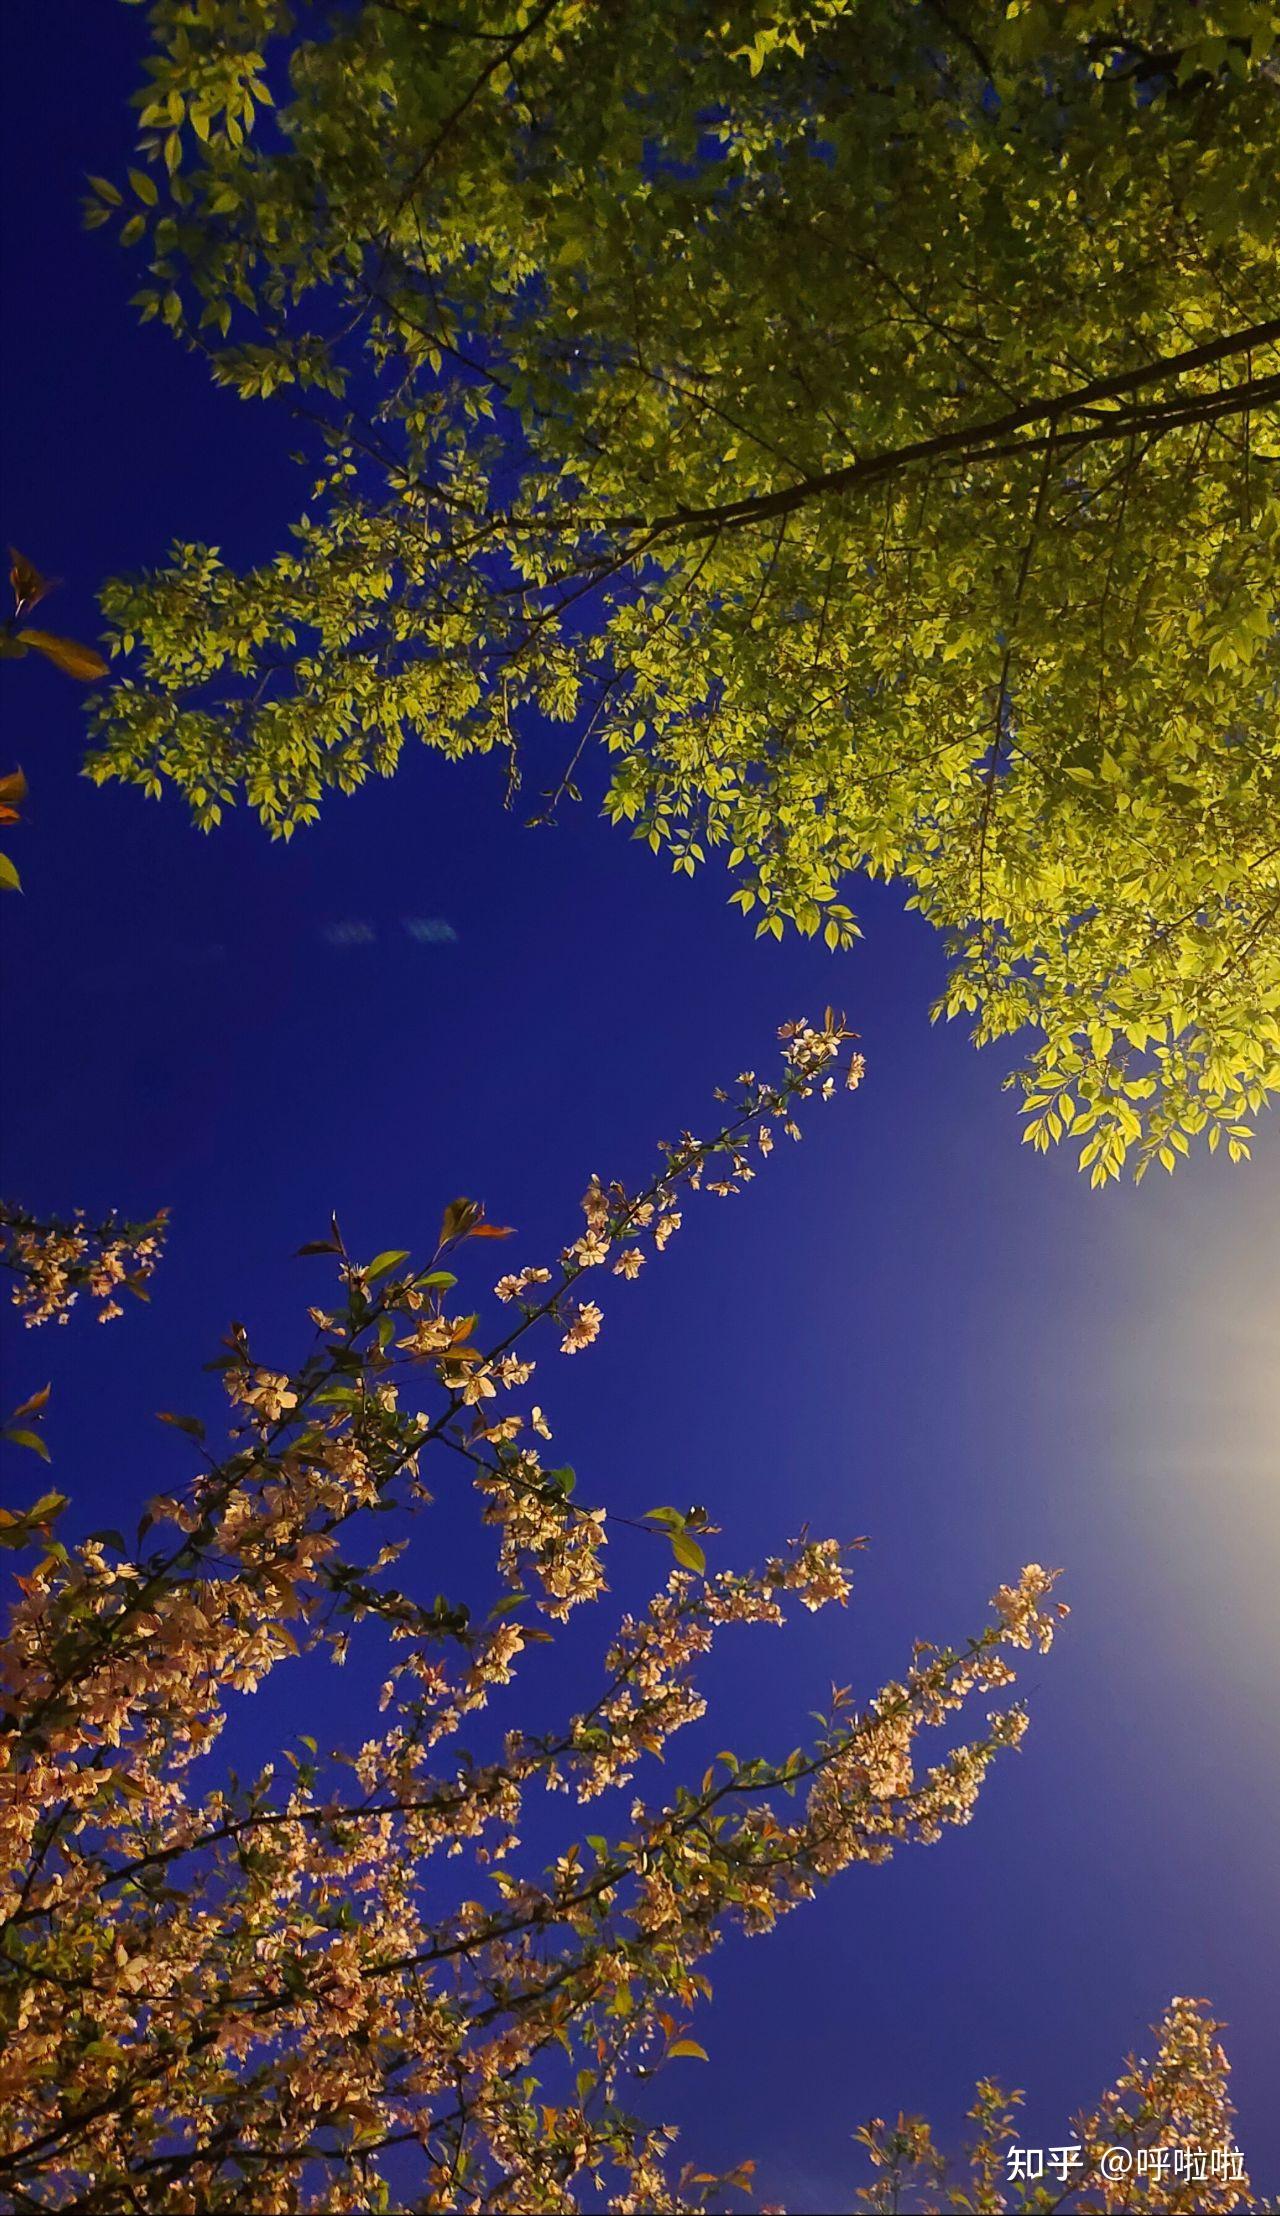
[89,0,1280,1179]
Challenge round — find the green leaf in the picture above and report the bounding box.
[3,1428,51,1462]
[365,1249,411,1281]
[670,1531,706,1573]
[438,1196,481,1246]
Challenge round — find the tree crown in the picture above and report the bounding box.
[87,0,1280,1180]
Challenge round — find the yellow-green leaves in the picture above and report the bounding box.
[86,0,1280,1181]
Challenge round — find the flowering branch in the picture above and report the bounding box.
[0,1203,169,1329]
[1,1019,1077,2214]
[855,1995,1254,2213]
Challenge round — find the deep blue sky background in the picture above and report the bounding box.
[2,6,1277,2206]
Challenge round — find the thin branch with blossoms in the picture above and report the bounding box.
[0,1201,169,1328]
[855,1995,1257,2213]
[3,1019,1077,2214]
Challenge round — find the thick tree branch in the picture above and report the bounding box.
[617,319,1280,541]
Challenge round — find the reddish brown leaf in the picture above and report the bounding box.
[9,547,54,621]
[10,1383,51,1421]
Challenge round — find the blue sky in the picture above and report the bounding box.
[2,5,1277,2204]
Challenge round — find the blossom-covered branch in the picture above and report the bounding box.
[0,1020,1078,2213]
[855,1995,1254,2213]
[0,1202,169,1328]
